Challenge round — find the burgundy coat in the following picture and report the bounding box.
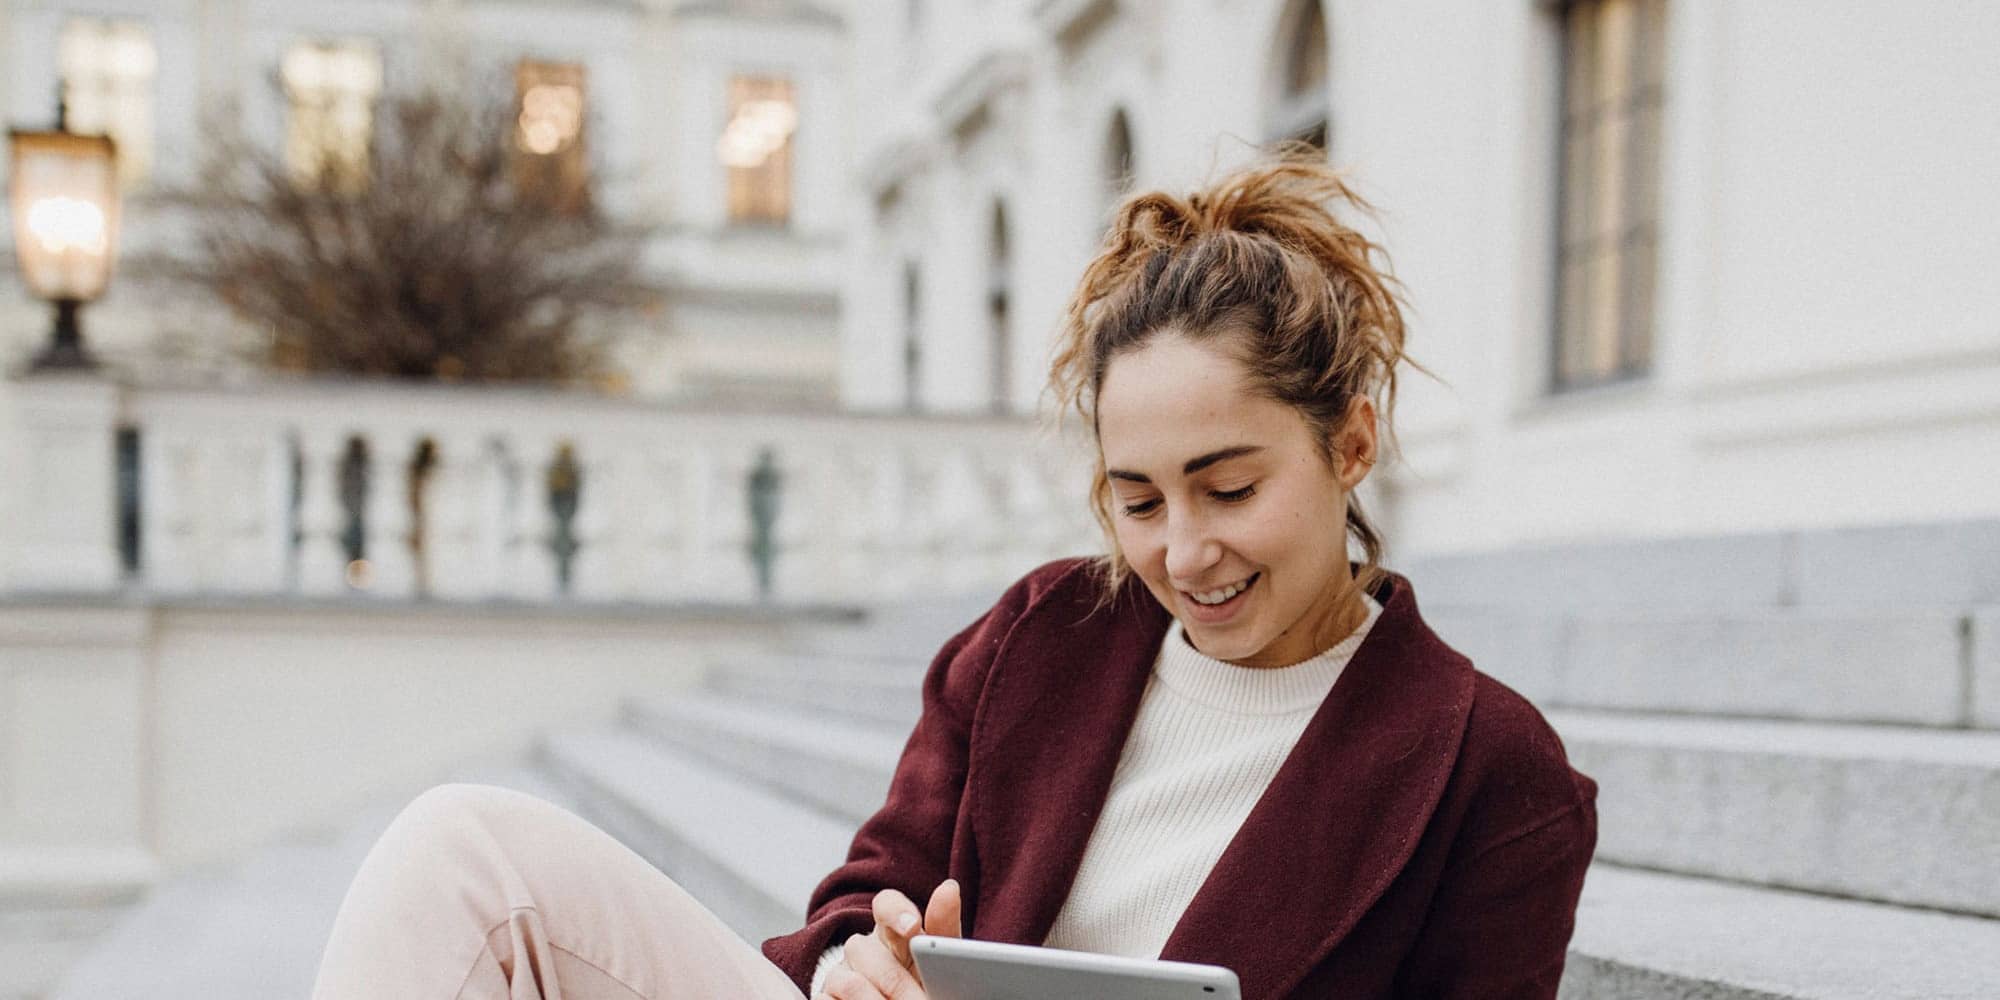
[762,557,1598,999]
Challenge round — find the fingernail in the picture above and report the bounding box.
[897,913,919,934]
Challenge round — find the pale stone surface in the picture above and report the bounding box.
[1795,519,2000,606]
[48,760,580,1000]
[6,377,122,593]
[1560,609,1966,725]
[628,691,904,825]
[705,656,925,729]
[1554,711,2000,918]
[1975,606,2000,729]
[1404,533,1794,611]
[1420,607,1566,705]
[1565,866,2000,1000]
[541,727,850,943]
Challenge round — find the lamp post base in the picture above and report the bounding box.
[28,298,99,373]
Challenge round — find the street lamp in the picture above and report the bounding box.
[8,100,120,371]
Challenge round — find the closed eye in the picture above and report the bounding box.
[1119,485,1257,518]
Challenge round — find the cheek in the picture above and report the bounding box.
[1111,519,1158,568]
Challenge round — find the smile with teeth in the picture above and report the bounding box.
[1187,573,1258,606]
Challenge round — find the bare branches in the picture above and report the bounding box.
[163,83,659,383]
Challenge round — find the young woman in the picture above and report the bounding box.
[311,152,1597,1000]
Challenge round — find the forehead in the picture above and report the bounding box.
[1097,335,1298,473]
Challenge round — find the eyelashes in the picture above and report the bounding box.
[1119,485,1257,518]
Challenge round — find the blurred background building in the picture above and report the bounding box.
[3,1,1998,997]
[0,0,849,402]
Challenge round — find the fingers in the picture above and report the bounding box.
[839,931,927,1000]
[923,878,963,939]
[818,961,887,1000]
[871,888,922,967]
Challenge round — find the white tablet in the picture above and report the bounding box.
[910,936,1241,1000]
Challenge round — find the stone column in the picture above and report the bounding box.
[6,376,122,593]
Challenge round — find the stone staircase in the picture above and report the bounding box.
[44,521,2000,998]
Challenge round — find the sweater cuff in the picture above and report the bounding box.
[808,942,846,997]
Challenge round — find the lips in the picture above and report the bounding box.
[1180,572,1259,622]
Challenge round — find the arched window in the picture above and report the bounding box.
[1103,108,1135,220]
[988,200,1012,414]
[1267,0,1329,150]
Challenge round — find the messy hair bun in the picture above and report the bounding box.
[1043,144,1430,613]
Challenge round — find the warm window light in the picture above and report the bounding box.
[716,98,797,168]
[282,38,382,190]
[59,17,156,187]
[518,82,582,155]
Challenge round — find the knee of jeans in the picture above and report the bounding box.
[391,782,535,848]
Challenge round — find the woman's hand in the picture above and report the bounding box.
[819,878,963,1000]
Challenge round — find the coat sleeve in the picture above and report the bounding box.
[759,563,1055,993]
[1393,783,1598,999]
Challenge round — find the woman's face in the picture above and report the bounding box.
[1096,332,1376,669]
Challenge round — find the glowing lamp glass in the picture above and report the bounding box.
[8,129,120,301]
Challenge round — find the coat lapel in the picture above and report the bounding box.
[966,572,1171,945]
[1157,570,1475,999]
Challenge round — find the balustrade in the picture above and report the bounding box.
[9,379,1098,604]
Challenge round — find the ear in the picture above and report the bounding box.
[1332,395,1378,491]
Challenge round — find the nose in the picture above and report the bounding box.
[1161,506,1220,587]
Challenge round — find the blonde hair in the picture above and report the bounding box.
[1042,145,1432,614]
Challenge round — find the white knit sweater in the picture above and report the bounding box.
[810,593,1383,990]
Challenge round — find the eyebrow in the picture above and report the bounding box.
[1107,445,1265,484]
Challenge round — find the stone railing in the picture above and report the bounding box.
[3,375,1101,604]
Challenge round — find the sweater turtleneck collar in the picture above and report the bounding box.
[1157,592,1383,715]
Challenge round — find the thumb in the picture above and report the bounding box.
[924,878,963,939]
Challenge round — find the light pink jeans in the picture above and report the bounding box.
[309,783,810,1000]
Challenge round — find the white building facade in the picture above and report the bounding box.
[839,0,2000,556]
[0,0,851,403]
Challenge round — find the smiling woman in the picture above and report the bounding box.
[1048,145,1427,669]
[769,152,1594,998]
[312,148,1594,1000]
[1096,336,1373,667]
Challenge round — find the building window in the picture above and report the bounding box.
[282,39,383,192]
[514,59,588,212]
[58,17,157,188]
[719,76,797,225]
[1267,0,1329,150]
[1553,0,1665,390]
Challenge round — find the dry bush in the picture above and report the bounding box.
[162,83,659,383]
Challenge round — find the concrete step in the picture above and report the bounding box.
[0,899,137,1000]
[538,725,851,944]
[45,758,585,1000]
[626,691,906,825]
[1552,710,2000,918]
[1429,605,1981,728]
[1403,517,2000,611]
[0,847,157,1000]
[782,588,1005,661]
[702,657,926,730]
[1565,865,2000,999]
[555,699,2000,1000]
[650,672,2000,919]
